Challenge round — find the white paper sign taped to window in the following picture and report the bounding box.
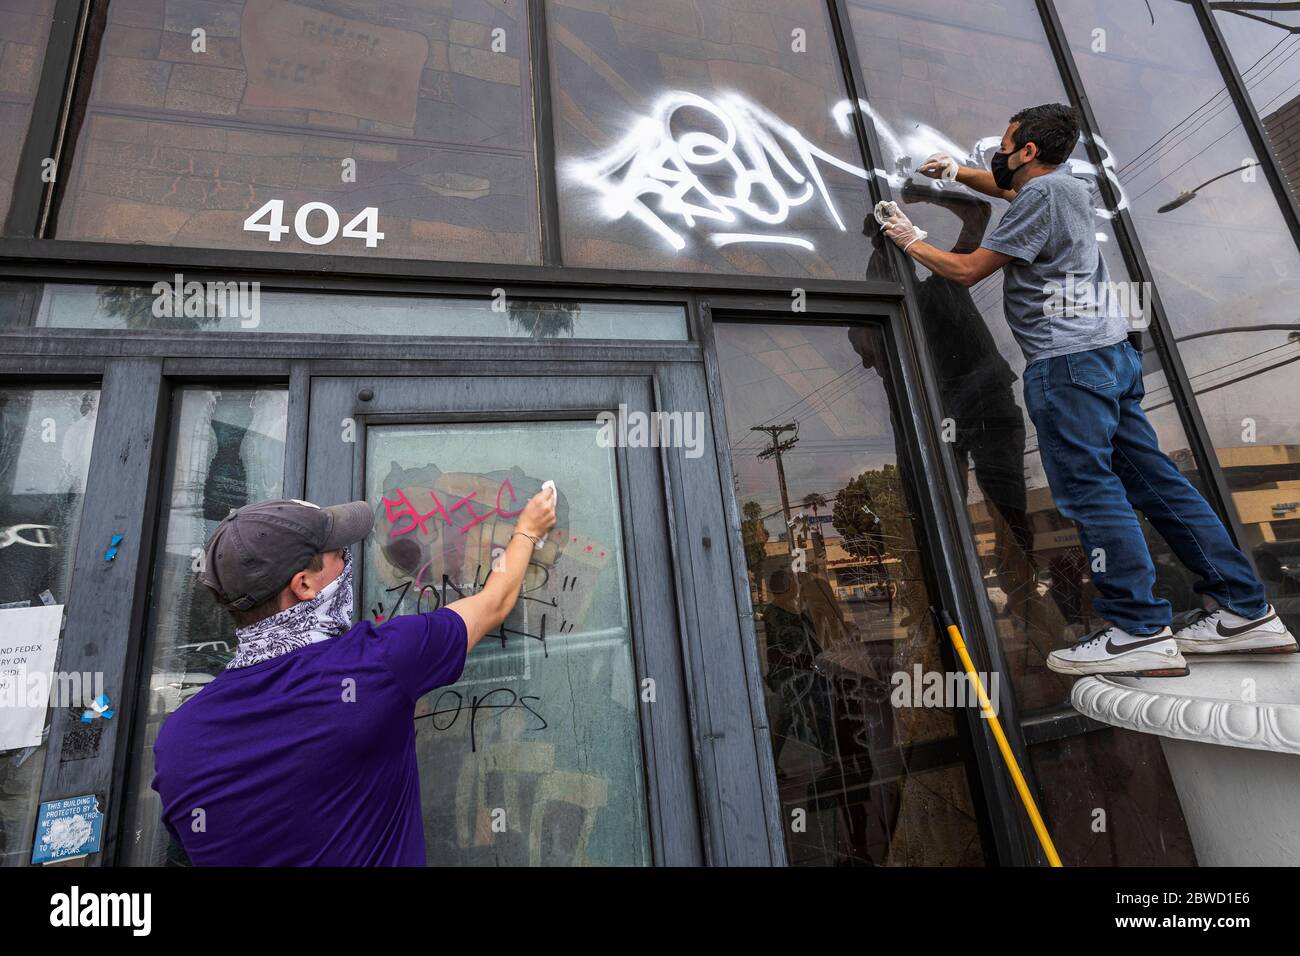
[0,605,64,751]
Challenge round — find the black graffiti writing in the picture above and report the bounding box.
[419,688,547,752]
[373,563,580,656]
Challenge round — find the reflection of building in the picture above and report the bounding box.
[1218,445,1300,546]
[968,445,1300,566]
[1262,94,1300,206]
[757,536,902,605]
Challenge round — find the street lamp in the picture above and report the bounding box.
[1157,161,1261,212]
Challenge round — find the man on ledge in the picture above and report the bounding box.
[881,102,1295,677]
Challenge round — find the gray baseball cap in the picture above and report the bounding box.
[201,499,373,610]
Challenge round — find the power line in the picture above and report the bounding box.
[1114,26,1294,176]
[729,363,870,451]
[1115,33,1299,194]
[733,365,880,455]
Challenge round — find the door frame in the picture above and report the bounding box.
[305,369,745,865]
[699,294,1035,866]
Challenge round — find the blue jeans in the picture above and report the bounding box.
[1022,340,1268,634]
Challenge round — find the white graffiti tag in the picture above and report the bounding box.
[572,91,1130,253]
[570,91,870,252]
[0,524,57,549]
[837,97,1130,231]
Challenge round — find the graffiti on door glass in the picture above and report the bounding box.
[362,420,647,866]
[370,461,611,643]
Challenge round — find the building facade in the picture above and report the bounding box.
[1,0,1297,866]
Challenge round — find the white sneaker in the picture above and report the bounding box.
[1171,605,1298,655]
[1046,624,1188,677]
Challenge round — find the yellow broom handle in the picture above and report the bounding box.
[943,614,1063,867]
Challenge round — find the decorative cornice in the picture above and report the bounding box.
[1072,675,1300,756]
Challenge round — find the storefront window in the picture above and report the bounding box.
[716,320,985,865]
[56,0,540,263]
[0,386,99,867]
[0,0,54,228]
[548,0,877,279]
[847,0,1198,864]
[362,422,648,866]
[1212,2,1300,206]
[847,0,1203,704]
[1057,0,1300,636]
[21,284,689,340]
[121,386,288,865]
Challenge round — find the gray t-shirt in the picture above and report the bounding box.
[981,165,1129,364]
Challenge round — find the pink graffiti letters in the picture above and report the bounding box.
[383,477,525,538]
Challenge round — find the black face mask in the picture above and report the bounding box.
[991,146,1025,191]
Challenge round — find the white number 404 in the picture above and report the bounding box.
[243,199,384,248]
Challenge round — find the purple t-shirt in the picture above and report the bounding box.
[151,608,467,866]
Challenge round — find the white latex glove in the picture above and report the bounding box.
[882,209,926,253]
[918,152,959,182]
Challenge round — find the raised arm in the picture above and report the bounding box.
[445,487,557,652]
[905,242,1010,288]
[918,152,1017,203]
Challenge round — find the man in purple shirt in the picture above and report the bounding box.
[151,491,557,866]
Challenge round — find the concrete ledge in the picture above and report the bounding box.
[1071,657,1300,756]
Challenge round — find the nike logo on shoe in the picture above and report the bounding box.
[1104,634,1172,655]
[1216,614,1277,637]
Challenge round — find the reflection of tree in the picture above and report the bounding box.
[832,467,906,563]
[96,286,220,332]
[741,500,768,575]
[506,302,578,338]
[801,492,827,557]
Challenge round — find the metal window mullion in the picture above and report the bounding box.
[825,0,1038,868]
[3,0,90,238]
[528,0,563,267]
[1193,0,1300,252]
[1037,0,1259,563]
[37,358,169,866]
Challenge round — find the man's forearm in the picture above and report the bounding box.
[448,487,555,651]
[903,241,973,285]
[480,532,535,623]
[956,166,1015,201]
[897,238,1011,289]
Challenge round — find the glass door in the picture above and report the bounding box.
[713,320,993,865]
[307,375,701,866]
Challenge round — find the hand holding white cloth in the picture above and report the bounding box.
[882,209,927,252]
[918,152,959,182]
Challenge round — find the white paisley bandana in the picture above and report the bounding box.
[226,550,356,669]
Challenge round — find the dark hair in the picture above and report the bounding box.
[1009,103,1080,165]
[228,552,326,628]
